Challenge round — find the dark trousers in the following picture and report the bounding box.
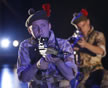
[84,69,104,88]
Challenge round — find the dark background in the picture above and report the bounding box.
[0,0,107,69]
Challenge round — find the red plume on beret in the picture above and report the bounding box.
[81,9,88,16]
[42,3,51,17]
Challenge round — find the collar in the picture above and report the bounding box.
[87,26,94,37]
[48,30,56,44]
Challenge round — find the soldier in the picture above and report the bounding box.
[17,8,77,88]
[68,9,106,88]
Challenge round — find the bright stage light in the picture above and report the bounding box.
[13,40,19,47]
[1,39,10,48]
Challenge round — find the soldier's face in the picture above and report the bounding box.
[77,19,90,33]
[29,19,51,38]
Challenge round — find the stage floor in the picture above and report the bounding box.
[0,64,28,88]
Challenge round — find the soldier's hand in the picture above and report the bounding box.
[73,47,79,51]
[36,58,49,70]
[77,38,87,48]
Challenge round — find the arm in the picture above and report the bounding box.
[78,32,106,56]
[43,40,77,81]
[54,40,77,81]
[36,56,75,81]
[39,55,76,81]
[17,42,38,82]
[18,64,38,82]
[55,59,76,81]
[84,42,104,55]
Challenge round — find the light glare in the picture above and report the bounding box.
[1,39,10,48]
[13,40,19,47]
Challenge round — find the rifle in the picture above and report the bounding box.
[38,37,71,59]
